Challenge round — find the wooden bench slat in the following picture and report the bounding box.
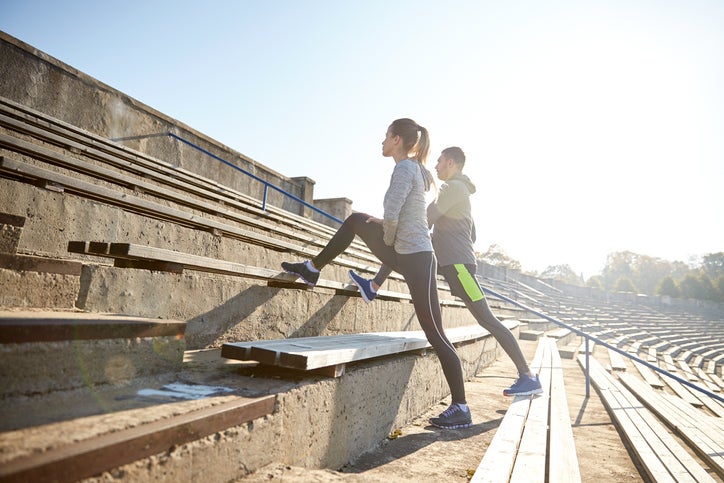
[618,373,724,477]
[472,338,549,483]
[68,241,468,308]
[0,252,82,276]
[607,347,627,371]
[0,129,396,268]
[0,311,185,343]
[472,337,580,482]
[548,337,582,481]
[632,360,664,389]
[509,339,550,483]
[0,395,275,483]
[0,156,300,252]
[658,371,706,408]
[582,355,716,482]
[0,121,406,282]
[221,325,492,373]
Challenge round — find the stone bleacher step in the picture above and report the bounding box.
[0,252,84,308]
[66,240,431,305]
[0,212,25,254]
[0,311,186,398]
[0,393,275,483]
[0,252,82,276]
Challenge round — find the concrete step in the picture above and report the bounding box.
[0,310,186,398]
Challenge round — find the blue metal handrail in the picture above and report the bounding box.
[481,284,724,404]
[111,132,344,225]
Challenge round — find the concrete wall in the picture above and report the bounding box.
[0,31,352,220]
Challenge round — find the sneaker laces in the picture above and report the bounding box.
[440,404,461,417]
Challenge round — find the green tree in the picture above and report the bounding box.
[670,260,691,282]
[541,264,582,286]
[586,276,603,290]
[678,274,704,299]
[613,276,637,293]
[602,252,636,290]
[714,275,724,302]
[633,255,672,294]
[655,276,679,298]
[478,244,522,270]
[698,273,717,301]
[701,252,724,279]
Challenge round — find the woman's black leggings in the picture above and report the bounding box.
[312,213,467,404]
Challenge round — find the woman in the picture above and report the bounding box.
[281,118,471,429]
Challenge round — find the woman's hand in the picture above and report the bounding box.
[365,216,383,225]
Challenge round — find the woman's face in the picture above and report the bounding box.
[381,127,397,157]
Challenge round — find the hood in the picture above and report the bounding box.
[449,172,476,194]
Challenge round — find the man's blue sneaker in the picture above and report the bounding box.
[429,403,472,429]
[348,270,377,302]
[503,374,543,396]
[281,261,319,286]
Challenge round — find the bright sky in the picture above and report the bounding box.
[2,1,722,278]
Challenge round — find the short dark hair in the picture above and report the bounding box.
[441,146,465,165]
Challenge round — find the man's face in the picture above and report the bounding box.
[434,155,455,181]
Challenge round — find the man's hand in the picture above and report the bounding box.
[365,216,383,225]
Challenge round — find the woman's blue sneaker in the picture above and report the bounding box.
[503,374,543,396]
[348,270,377,302]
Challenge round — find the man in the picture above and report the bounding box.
[349,147,542,423]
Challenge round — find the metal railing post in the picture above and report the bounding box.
[585,336,590,398]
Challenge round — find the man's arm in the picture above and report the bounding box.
[426,180,467,227]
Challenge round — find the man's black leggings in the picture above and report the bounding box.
[312,213,467,404]
[440,263,531,375]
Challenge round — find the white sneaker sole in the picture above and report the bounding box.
[503,387,544,397]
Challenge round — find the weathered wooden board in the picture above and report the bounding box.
[221,325,492,373]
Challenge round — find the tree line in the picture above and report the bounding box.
[477,245,724,302]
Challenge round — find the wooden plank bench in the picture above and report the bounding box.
[694,367,721,393]
[0,109,385,265]
[677,360,701,382]
[0,311,187,398]
[0,155,301,252]
[546,327,573,345]
[632,360,664,389]
[0,310,186,343]
[220,324,500,377]
[618,372,724,478]
[519,329,544,341]
[663,353,678,372]
[557,338,594,360]
[0,145,393,285]
[0,252,82,277]
[471,337,580,482]
[0,151,443,293]
[607,347,627,371]
[0,394,275,483]
[580,355,716,482]
[66,241,465,308]
[658,369,706,409]
[706,365,724,390]
[0,129,390,270]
